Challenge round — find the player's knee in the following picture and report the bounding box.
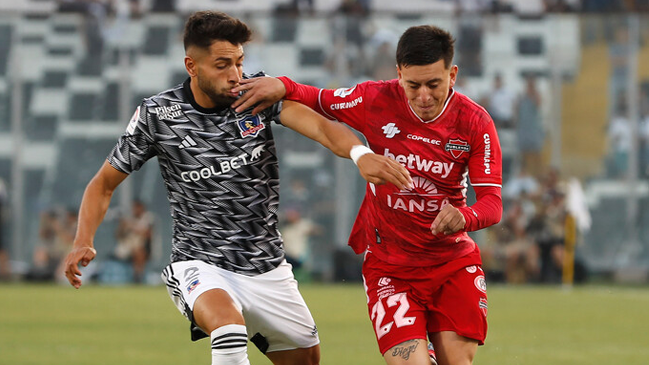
[210,324,250,365]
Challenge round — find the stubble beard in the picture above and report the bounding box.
[198,76,236,108]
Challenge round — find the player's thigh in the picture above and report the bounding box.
[241,261,319,353]
[383,338,431,365]
[427,265,488,345]
[161,260,244,333]
[265,344,320,365]
[363,262,428,355]
[193,288,245,333]
[429,331,477,365]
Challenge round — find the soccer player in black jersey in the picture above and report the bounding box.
[63,10,411,365]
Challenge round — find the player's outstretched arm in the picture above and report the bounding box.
[64,161,128,289]
[280,100,412,190]
[231,77,286,115]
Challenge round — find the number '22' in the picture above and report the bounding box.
[371,293,416,339]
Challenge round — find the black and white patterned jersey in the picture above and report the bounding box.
[107,76,286,276]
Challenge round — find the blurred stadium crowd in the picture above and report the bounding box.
[0,0,649,285]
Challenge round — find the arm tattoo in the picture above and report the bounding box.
[391,340,419,360]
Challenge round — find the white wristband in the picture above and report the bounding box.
[350,145,374,165]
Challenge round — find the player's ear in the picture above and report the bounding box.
[449,65,458,88]
[185,55,197,77]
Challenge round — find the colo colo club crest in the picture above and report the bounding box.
[237,115,266,138]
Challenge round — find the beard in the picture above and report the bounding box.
[197,76,237,108]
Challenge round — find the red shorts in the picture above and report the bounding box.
[362,246,488,354]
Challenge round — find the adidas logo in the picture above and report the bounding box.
[179,135,197,149]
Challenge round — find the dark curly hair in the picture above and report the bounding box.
[183,11,252,51]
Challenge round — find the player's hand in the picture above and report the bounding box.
[356,154,413,191]
[63,246,97,289]
[430,204,466,235]
[231,77,286,115]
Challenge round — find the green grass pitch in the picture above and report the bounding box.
[1,283,648,364]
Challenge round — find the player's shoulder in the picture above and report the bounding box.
[453,90,492,125]
[144,82,186,110]
[340,79,400,102]
[363,78,400,93]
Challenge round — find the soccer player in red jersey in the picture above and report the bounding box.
[233,25,503,365]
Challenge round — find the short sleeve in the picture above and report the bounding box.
[107,102,157,174]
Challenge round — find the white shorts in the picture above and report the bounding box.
[161,259,320,353]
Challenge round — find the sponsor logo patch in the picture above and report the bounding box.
[333,86,356,98]
[154,104,183,120]
[445,138,470,158]
[382,123,401,138]
[126,106,140,135]
[474,275,487,294]
[378,277,391,286]
[479,298,488,317]
[466,265,477,273]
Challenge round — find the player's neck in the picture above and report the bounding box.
[190,81,217,109]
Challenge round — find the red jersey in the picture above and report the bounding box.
[282,78,502,267]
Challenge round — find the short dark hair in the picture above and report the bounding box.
[396,25,455,68]
[183,11,252,51]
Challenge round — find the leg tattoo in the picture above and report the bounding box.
[391,340,420,361]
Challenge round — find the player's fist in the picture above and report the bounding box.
[63,246,97,289]
[357,154,413,191]
[430,204,465,235]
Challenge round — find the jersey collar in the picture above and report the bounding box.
[183,78,230,114]
[406,88,455,124]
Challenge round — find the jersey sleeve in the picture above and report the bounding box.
[280,76,368,133]
[262,100,284,126]
[467,113,502,187]
[457,185,502,231]
[107,102,157,174]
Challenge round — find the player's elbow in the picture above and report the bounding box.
[493,204,503,225]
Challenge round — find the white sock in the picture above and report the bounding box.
[210,324,250,365]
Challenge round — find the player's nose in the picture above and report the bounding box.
[417,88,433,103]
[228,65,242,83]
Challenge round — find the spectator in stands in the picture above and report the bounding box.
[57,0,113,68]
[608,24,630,116]
[280,207,322,274]
[485,73,516,129]
[503,168,541,202]
[114,200,154,283]
[606,97,631,179]
[150,0,176,12]
[0,178,9,280]
[292,0,315,15]
[501,197,538,283]
[640,93,649,177]
[515,74,545,177]
[28,208,78,282]
[482,190,538,284]
[455,0,492,14]
[55,209,79,283]
[27,210,60,281]
[527,168,568,283]
[368,37,397,81]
